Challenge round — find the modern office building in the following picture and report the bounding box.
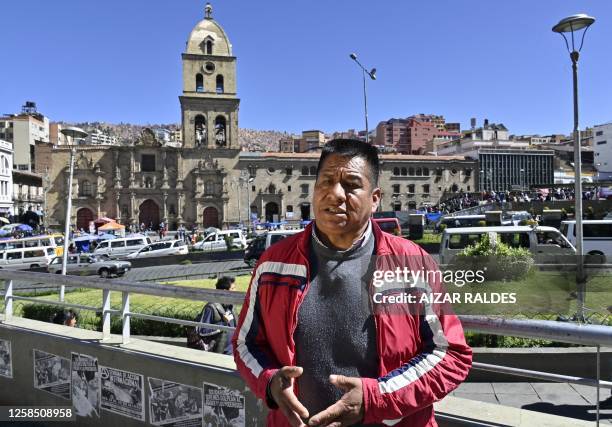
[0,102,49,172]
[594,122,612,181]
[0,139,14,218]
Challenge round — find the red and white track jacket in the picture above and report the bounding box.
[232,221,472,426]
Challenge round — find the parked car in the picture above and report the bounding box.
[47,254,131,278]
[93,236,151,259]
[193,229,247,252]
[127,240,188,259]
[372,217,402,236]
[502,211,533,226]
[244,230,301,267]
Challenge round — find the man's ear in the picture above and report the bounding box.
[371,187,381,213]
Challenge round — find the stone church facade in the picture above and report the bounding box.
[38,4,476,231]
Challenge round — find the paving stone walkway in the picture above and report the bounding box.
[452,381,612,424]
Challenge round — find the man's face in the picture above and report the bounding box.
[313,154,380,246]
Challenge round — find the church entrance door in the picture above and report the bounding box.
[139,200,160,229]
[203,206,219,228]
[76,208,94,231]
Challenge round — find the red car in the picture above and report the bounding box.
[372,217,402,236]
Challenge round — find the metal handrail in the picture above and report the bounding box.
[459,315,612,347]
[460,315,611,426]
[0,270,244,344]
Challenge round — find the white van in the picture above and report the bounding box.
[193,229,247,252]
[440,226,575,266]
[0,247,55,270]
[560,220,612,263]
[93,236,151,259]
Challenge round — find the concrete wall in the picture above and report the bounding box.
[0,316,603,426]
[0,316,266,426]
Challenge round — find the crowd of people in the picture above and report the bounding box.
[429,186,605,215]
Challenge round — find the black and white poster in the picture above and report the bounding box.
[202,382,245,427]
[0,339,12,379]
[100,366,144,421]
[71,353,100,418]
[148,377,202,427]
[33,349,71,400]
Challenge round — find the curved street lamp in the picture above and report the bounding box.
[552,13,595,323]
[349,53,376,143]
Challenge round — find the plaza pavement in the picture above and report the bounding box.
[449,381,611,424]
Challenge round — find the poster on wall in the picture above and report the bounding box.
[0,339,12,378]
[100,366,144,421]
[33,349,71,400]
[148,377,202,427]
[71,353,100,418]
[202,382,245,427]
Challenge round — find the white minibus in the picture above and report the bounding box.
[560,220,612,263]
[440,226,575,266]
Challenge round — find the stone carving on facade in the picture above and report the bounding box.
[197,154,220,173]
[76,153,94,171]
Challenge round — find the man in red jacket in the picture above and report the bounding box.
[233,139,472,426]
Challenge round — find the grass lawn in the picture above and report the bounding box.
[448,269,611,321]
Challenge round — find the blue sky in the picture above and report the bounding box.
[1,0,611,135]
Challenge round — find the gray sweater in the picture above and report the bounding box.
[294,226,378,423]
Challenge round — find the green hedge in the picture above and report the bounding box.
[19,300,201,337]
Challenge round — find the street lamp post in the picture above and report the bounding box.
[59,127,88,301]
[246,177,254,232]
[349,53,376,143]
[552,13,595,323]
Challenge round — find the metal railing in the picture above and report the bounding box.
[459,315,611,426]
[2,270,612,425]
[1,270,243,343]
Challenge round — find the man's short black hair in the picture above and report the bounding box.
[216,276,236,290]
[316,139,380,187]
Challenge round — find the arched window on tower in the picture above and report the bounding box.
[206,40,213,55]
[195,115,207,147]
[196,74,204,92]
[214,116,227,147]
[216,75,224,94]
[309,166,317,176]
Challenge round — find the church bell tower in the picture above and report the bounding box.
[180,2,240,150]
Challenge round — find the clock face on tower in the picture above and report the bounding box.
[203,62,215,74]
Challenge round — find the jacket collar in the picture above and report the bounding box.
[297,219,392,259]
